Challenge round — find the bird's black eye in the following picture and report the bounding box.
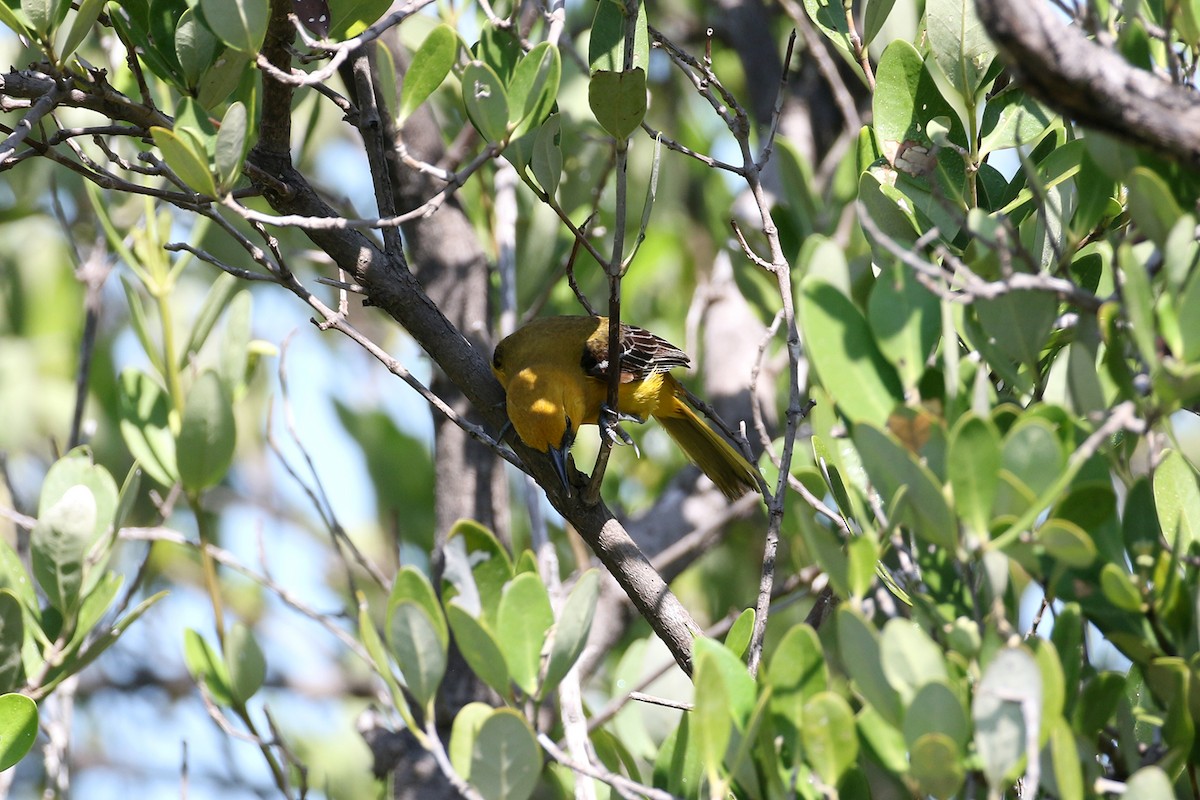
[492,349,502,369]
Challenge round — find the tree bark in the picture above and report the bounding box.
[976,0,1200,168]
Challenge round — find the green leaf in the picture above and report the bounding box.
[214,101,248,191]
[1153,449,1200,549]
[1045,716,1083,800]
[693,641,733,784]
[0,541,36,615]
[398,25,459,124]
[0,693,38,771]
[854,424,957,549]
[1177,261,1200,363]
[1127,167,1183,249]
[948,412,1000,539]
[979,89,1055,156]
[588,68,646,140]
[880,619,947,702]
[508,42,560,131]
[1099,563,1142,611]
[1119,244,1158,364]
[387,601,446,711]
[175,6,219,88]
[803,0,857,67]
[388,566,448,652]
[151,126,217,196]
[837,606,902,726]
[183,628,233,706]
[973,647,1041,792]
[766,623,826,761]
[445,602,511,697]
[198,0,266,53]
[118,274,162,371]
[910,733,965,799]
[449,701,493,780]
[799,279,904,426]
[868,261,939,390]
[0,591,25,693]
[462,60,510,143]
[32,483,96,613]
[183,272,238,367]
[1037,518,1097,568]
[176,370,236,493]
[530,115,562,198]
[723,608,754,661]
[442,520,512,628]
[117,367,179,486]
[694,636,756,726]
[328,0,390,38]
[542,569,599,695]
[863,0,899,46]
[470,709,542,800]
[197,50,253,109]
[496,572,553,696]
[223,622,265,704]
[588,0,649,72]
[800,692,857,786]
[219,291,254,393]
[974,289,1057,371]
[998,416,1065,513]
[903,681,969,748]
[22,0,65,36]
[60,0,106,58]
[40,449,118,545]
[0,3,30,37]
[925,0,996,103]
[1123,765,1174,798]
[356,595,415,731]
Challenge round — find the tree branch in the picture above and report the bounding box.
[976,0,1200,168]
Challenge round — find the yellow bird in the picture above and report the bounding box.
[491,316,759,499]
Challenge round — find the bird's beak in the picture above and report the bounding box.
[549,443,572,497]
[549,423,574,496]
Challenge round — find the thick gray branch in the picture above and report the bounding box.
[976,0,1200,168]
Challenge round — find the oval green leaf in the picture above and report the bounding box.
[542,569,599,696]
[462,60,510,143]
[0,693,38,771]
[445,602,510,697]
[176,370,236,493]
[588,68,646,140]
[224,621,266,704]
[199,0,267,53]
[399,25,459,124]
[470,708,541,800]
[117,368,179,488]
[151,126,217,196]
[387,601,446,711]
[496,572,553,696]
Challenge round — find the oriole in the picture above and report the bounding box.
[492,316,759,499]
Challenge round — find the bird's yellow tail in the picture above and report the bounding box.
[652,379,759,500]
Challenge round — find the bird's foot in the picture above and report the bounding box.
[599,404,641,458]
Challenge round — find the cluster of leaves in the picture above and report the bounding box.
[0,447,163,769]
[355,521,600,800]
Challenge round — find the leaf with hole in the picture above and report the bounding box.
[462,61,510,143]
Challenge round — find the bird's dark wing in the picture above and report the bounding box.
[581,322,690,383]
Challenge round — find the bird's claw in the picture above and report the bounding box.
[599,404,641,458]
